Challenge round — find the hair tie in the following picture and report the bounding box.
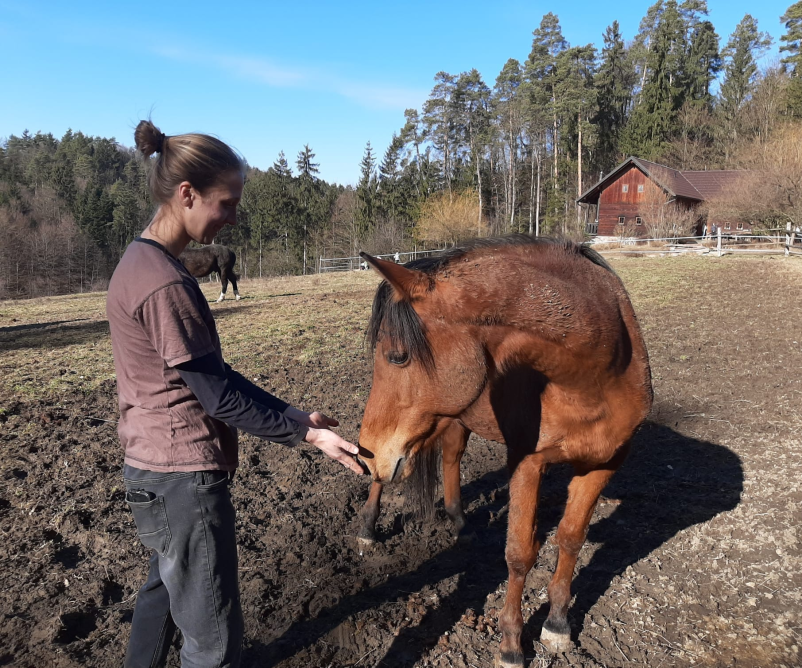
[155,133,166,153]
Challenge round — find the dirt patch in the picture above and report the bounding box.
[0,258,800,668]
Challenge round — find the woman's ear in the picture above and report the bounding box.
[178,181,194,209]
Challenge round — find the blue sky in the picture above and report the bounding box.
[0,0,787,185]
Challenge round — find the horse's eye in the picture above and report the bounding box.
[387,350,409,366]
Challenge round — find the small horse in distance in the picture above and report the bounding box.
[179,245,241,302]
[357,235,653,666]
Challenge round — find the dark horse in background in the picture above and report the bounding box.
[356,235,653,667]
[179,245,241,302]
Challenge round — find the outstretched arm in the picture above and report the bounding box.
[176,354,362,473]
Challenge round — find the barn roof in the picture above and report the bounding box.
[680,170,745,199]
[576,157,745,205]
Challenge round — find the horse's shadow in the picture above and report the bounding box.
[244,422,743,667]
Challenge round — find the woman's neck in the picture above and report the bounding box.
[141,207,190,258]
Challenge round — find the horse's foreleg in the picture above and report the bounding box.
[441,422,472,542]
[358,481,383,554]
[497,453,546,668]
[540,443,629,653]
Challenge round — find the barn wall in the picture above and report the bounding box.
[597,166,664,236]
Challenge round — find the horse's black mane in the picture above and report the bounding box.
[366,235,612,372]
[404,233,613,275]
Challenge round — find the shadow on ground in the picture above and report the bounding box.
[243,422,743,667]
[0,304,258,351]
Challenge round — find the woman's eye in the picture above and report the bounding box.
[387,351,409,366]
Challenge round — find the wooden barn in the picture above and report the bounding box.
[577,157,747,238]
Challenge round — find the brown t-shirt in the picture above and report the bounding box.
[107,239,238,472]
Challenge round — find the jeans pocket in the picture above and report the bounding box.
[126,492,171,556]
[196,470,230,492]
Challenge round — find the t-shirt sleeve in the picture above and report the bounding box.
[136,282,217,367]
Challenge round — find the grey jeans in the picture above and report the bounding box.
[123,465,243,668]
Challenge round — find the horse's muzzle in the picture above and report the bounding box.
[354,456,371,476]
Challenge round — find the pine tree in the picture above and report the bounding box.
[621,0,687,159]
[400,109,429,198]
[422,72,459,194]
[781,2,802,114]
[593,21,635,173]
[377,134,405,225]
[631,1,665,102]
[719,15,773,118]
[295,145,320,274]
[781,1,802,72]
[356,141,377,236]
[685,20,721,108]
[528,13,569,184]
[556,44,597,231]
[493,59,525,230]
[454,69,491,232]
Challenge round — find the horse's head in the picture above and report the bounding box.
[358,252,487,483]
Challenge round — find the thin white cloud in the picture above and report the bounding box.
[151,44,425,111]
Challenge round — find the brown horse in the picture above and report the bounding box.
[357,235,652,666]
[179,245,240,302]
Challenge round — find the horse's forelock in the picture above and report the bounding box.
[367,281,435,373]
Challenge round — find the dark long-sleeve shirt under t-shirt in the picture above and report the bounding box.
[106,238,306,472]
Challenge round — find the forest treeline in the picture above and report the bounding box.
[3,0,802,298]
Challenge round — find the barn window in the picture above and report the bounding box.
[725,222,731,230]
[737,222,744,230]
[622,184,629,193]
[618,216,626,225]
[637,184,644,193]
[636,217,643,225]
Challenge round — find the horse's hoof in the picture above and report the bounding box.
[357,536,375,556]
[540,626,572,654]
[235,295,241,301]
[494,650,525,668]
[216,296,225,303]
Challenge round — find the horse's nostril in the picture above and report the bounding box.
[390,456,406,483]
[356,444,374,459]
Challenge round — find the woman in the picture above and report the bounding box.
[107,120,363,668]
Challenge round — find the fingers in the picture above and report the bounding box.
[306,430,363,475]
[338,453,365,475]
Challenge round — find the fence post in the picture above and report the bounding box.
[786,222,792,256]
[717,227,722,257]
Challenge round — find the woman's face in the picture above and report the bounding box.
[185,170,244,245]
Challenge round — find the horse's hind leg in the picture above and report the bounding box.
[497,452,547,668]
[540,443,630,653]
[217,269,229,303]
[441,422,472,542]
[358,481,383,555]
[230,272,240,300]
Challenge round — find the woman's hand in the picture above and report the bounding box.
[284,406,362,474]
[304,427,363,474]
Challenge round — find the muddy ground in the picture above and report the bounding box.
[0,257,800,668]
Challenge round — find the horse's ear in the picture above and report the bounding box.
[359,252,430,300]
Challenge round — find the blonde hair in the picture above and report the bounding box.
[134,120,244,204]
